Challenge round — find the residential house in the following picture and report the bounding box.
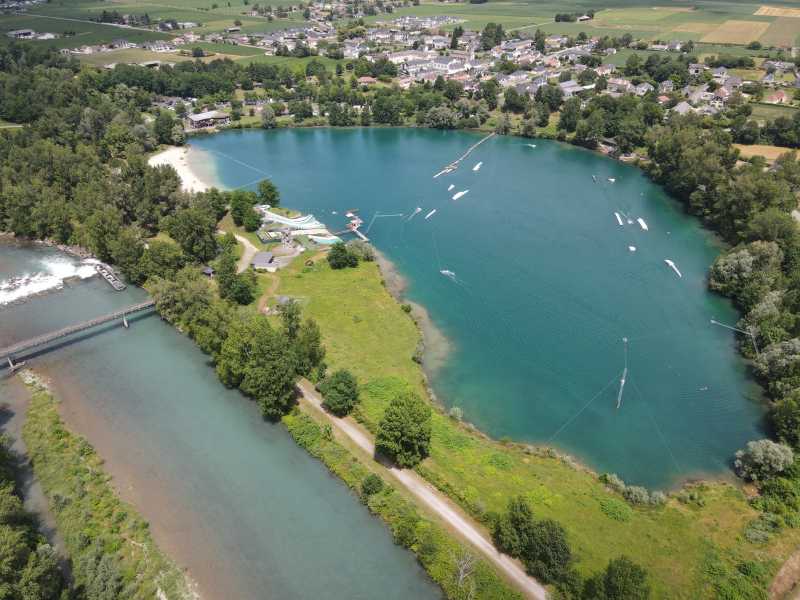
[634,82,654,96]
[688,63,708,76]
[497,70,529,87]
[658,80,674,94]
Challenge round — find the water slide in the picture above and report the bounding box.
[257,206,325,230]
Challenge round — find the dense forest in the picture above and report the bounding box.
[3,40,800,598]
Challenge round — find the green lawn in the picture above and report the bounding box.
[751,102,800,122]
[235,53,344,71]
[266,249,800,599]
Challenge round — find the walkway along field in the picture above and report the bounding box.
[295,379,548,600]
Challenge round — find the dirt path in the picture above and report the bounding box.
[233,234,258,274]
[295,379,548,600]
[771,549,800,599]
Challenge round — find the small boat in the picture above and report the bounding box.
[452,190,469,201]
[472,161,482,172]
[331,211,337,215]
[592,175,597,182]
[440,269,456,279]
[664,259,682,278]
[448,184,455,191]
[637,218,649,231]
[408,207,422,221]
[608,178,616,183]
[424,209,437,220]
[614,212,623,226]
[628,246,636,252]
[526,144,537,148]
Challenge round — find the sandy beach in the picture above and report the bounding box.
[148,146,214,193]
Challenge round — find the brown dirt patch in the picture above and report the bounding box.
[701,20,772,44]
[756,5,800,18]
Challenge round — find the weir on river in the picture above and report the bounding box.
[0,300,155,369]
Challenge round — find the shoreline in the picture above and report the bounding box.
[148,145,214,193]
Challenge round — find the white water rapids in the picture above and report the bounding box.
[0,256,98,306]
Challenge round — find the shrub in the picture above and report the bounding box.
[320,369,359,417]
[361,473,384,498]
[327,242,358,269]
[734,439,794,482]
[346,239,375,261]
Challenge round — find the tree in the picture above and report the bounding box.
[493,496,535,557]
[582,556,651,600]
[162,204,218,262]
[216,314,298,419]
[320,369,359,416]
[523,519,572,583]
[137,240,185,281]
[375,390,432,467]
[261,104,277,128]
[257,178,280,206]
[154,110,176,145]
[230,189,259,225]
[425,105,457,129]
[327,242,358,269]
[295,317,325,377]
[480,22,504,50]
[734,439,794,482]
[772,391,800,448]
[558,97,581,132]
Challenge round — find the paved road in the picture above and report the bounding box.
[295,379,548,600]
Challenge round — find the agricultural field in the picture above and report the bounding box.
[24,0,305,35]
[0,13,170,48]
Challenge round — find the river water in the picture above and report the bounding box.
[0,242,439,599]
[188,128,765,488]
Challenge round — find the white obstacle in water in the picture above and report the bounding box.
[637,218,649,231]
[448,184,455,191]
[664,259,682,278]
[425,209,437,220]
[614,212,624,226]
[473,161,482,172]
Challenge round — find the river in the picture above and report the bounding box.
[0,242,440,599]
[187,128,765,488]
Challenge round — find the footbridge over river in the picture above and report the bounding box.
[1,300,155,370]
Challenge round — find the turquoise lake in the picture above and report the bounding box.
[188,128,765,488]
[0,243,440,599]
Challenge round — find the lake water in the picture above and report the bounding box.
[0,242,440,600]
[188,128,765,488]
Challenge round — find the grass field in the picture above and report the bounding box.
[751,102,800,121]
[263,249,800,599]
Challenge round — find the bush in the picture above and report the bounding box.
[523,518,572,583]
[375,390,432,468]
[327,242,358,269]
[734,439,794,482]
[346,240,375,261]
[319,369,359,416]
[361,473,384,498]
